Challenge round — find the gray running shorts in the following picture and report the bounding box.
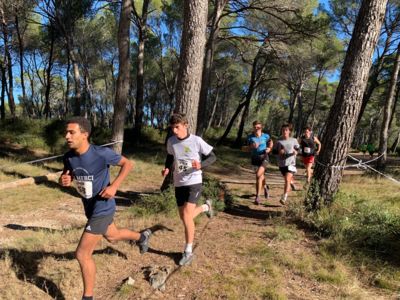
[175,183,203,207]
[84,213,114,235]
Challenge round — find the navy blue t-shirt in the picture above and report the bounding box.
[63,145,122,219]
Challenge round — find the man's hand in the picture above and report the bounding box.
[100,185,117,199]
[250,142,259,149]
[60,170,72,187]
[162,168,170,177]
[192,160,201,170]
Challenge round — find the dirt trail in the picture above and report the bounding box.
[101,165,388,299]
[0,162,394,299]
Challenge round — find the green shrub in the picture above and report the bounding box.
[292,191,400,262]
[128,186,177,217]
[43,119,67,153]
[0,118,50,150]
[128,175,226,217]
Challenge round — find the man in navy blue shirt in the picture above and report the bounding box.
[59,117,151,300]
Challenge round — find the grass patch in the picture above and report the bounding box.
[290,176,400,291]
[205,244,285,299]
[264,224,301,241]
[127,186,177,217]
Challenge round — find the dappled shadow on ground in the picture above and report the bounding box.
[4,224,80,233]
[147,248,181,265]
[224,203,284,220]
[115,190,161,207]
[0,246,127,300]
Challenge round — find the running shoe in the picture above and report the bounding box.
[279,195,287,205]
[139,229,152,254]
[179,252,194,266]
[264,185,270,199]
[290,182,298,191]
[205,199,214,218]
[254,196,261,205]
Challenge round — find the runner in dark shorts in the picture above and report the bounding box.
[246,121,273,205]
[60,117,154,300]
[162,113,217,266]
[275,123,300,205]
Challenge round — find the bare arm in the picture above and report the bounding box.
[266,139,273,154]
[314,137,322,154]
[100,156,133,198]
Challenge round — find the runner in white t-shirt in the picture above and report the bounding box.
[275,123,300,205]
[162,113,217,266]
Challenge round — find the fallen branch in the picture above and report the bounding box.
[0,171,61,191]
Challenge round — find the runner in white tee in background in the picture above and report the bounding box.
[275,123,300,205]
[162,113,217,266]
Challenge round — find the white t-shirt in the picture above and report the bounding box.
[167,134,213,187]
[276,138,300,167]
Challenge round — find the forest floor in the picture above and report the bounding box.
[0,143,399,300]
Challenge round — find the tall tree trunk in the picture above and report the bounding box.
[307,0,388,210]
[65,54,71,117]
[234,99,250,147]
[390,130,400,153]
[6,48,15,118]
[66,36,82,116]
[111,0,132,154]
[356,18,396,124]
[287,89,298,124]
[0,63,5,120]
[1,10,15,118]
[295,84,304,137]
[377,41,400,169]
[206,78,223,131]
[304,69,324,129]
[196,0,228,136]
[174,0,208,134]
[388,79,400,130]
[133,0,150,143]
[218,47,266,145]
[217,97,247,145]
[44,30,55,120]
[15,13,27,109]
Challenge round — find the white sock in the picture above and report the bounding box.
[201,204,209,212]
[185,243,193,254]
[283,193,288,200]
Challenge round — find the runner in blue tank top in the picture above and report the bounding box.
[246,120,273,205]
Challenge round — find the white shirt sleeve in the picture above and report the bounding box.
[197,136,213,156]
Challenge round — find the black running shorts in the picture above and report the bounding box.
[279,166,296,176]
[175,183,203,207]
[84,213,114,235]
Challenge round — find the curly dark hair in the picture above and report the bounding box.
[66,117,92,135]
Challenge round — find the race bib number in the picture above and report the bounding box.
[177,159,192,174]
[304,147,311,154]
[76,180,93,199]
[288,165,297,173]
